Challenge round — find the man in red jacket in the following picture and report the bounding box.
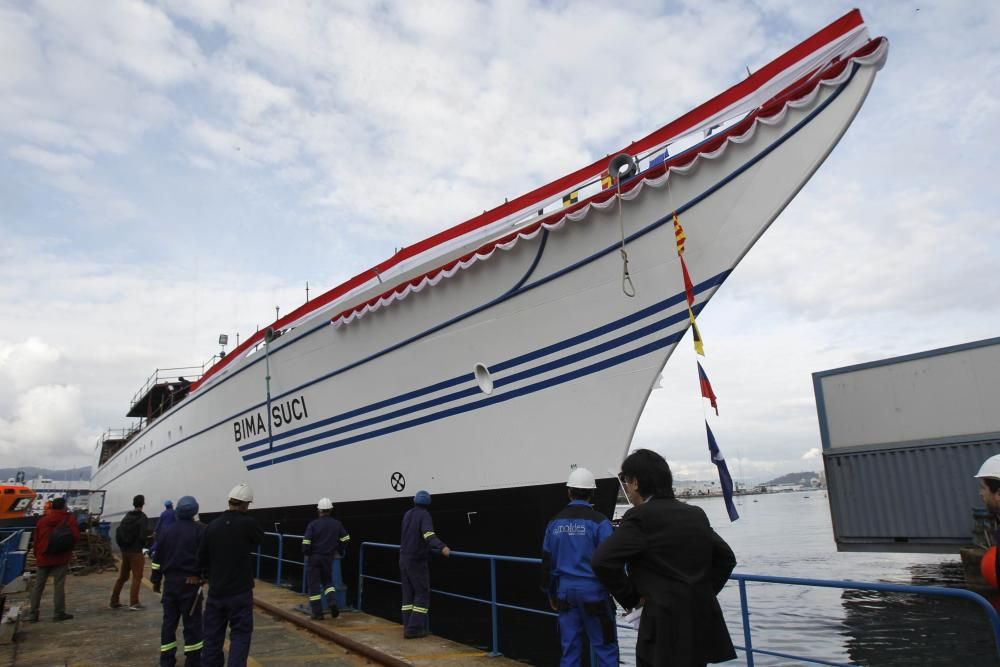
[28,496,80,622]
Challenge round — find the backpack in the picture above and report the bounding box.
[116,513,142,549]
[46,516,75,555]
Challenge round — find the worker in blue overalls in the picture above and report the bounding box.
[152,495,206,667]
[302,497,350,620]
[541,467,619,667]
[399,490,450,639]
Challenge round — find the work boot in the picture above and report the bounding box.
[25,613,39,623]
[328,605,340,619]
[53,613,74,622]
[310,613,324,621]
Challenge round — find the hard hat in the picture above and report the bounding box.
[567,467,597,489]
[975,454,1000,480]
[164,499,173,508]
[176,496,199,519]
[317,497,333,510]
[228,483,254,503]
[414,490,431,506]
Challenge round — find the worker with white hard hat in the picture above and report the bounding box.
[975,454,1000,588]
[198,483,264,667]
[302,498,351,620]
[541,467,618,666]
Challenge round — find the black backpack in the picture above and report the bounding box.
[46,516,75,555]
[116,513,142,549]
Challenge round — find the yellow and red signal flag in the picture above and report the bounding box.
[688,306,705,356]
[673,212,686,256]
[680,255,695,308]
[600,169,613,190]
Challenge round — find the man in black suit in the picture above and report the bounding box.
[592,449,737,667]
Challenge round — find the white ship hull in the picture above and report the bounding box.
[92,52,883,528]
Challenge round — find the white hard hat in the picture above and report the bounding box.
[228,483,254,503]
[975,455,1000,480]
[567,467,597,489]
[317,497,333,510]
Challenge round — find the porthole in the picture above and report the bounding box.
[474,363,494,395]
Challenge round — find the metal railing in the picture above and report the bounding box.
[353,542,1000,664]
[254,531,309,593]
[356,541,546,657]
[730,573,1000,666]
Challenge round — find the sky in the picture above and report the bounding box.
[1,1,998,481]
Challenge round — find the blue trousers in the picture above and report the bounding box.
[556,588,619,667]
[306,554,337,616]
[399,558,430,636]
[202,590,253,667]
[160,578,203,667]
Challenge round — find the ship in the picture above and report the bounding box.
[0,472,38,529]
[92,9,887,592]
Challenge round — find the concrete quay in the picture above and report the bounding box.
[0,560,522,666]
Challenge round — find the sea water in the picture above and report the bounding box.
[612,491,999,666]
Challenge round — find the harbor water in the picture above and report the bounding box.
[611,491,999,667]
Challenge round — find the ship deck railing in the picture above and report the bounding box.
[245,535,1000,664]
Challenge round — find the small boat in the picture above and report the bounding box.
[0,477,38,528]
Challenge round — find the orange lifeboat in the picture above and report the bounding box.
[0,484,37,521]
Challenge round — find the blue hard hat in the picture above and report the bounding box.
[414,490,431,506]
[176,496,199,519]
[164,499,173,508]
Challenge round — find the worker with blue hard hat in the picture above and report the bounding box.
[152,495,205,666]
[150,499,178,593]
[399,490,450,639]
[541,467,618,666]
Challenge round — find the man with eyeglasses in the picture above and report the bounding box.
[593,449,737,667]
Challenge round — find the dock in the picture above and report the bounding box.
[0,561,522,666]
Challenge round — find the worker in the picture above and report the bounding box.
[27,496,80,622]
[592,449,737,667]
[198,483,264,667]
[399,490,450,639]
[302,497,350,620]
[151,499,177,593]
[975,454,1000,587]
[152,496,206,667]
[541,467,618,666]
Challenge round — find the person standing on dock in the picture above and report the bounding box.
[152,496,206,667]
[111,494,149,610]
[975,454,1000,587]
[592,449,737,667]
[151,499,177,593]
[27,496,80,622]
[399,490,450,639]
[302,497,350,620]
[541,467,619,667]
[198,483,264,667]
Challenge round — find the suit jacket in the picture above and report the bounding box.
[592,496,737,666]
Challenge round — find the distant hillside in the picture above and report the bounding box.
[764,471,819,486]
[0,466,91,481]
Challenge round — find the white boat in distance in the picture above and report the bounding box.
[93,11,888,560]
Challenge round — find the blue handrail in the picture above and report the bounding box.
[352,541,1000,664]
[730,572,1000,666]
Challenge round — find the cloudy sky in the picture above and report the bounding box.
[1,1,997,481]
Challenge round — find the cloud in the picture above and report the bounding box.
[801,448,821,461]
[9,144,94,172]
